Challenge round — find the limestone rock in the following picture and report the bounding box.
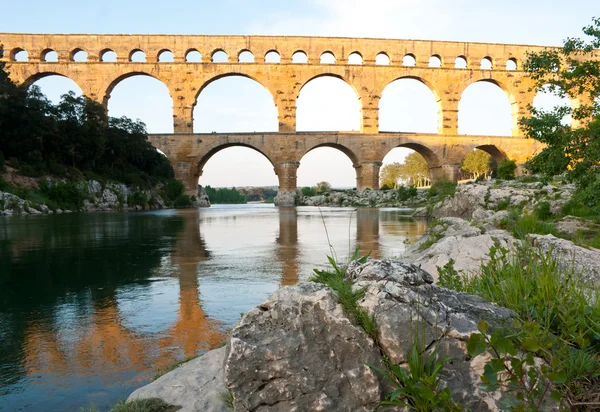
[529,234,600,286]
[555,216,594,237]
[224,283,385,412]
[195,186,211,207]
[274,191,297,206]
[346,259,516,411]
[128,347,229,412]
[403,218,517,280]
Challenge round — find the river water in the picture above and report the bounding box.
[0,205,427,411]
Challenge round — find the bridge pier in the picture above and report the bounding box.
[274,161,300,206]
[356,162,382,191]
[172,161,199,196]
[430,163,462,183]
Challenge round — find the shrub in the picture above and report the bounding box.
[534,201,552,220]
[163,179,185,202]
[300,186,316,197]
[427,181,456,199]
[174,194,192,208]
[497,159,517,180]
[397,185,418,201]
[39,180,85,210]
[128,191,148,207]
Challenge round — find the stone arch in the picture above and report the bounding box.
[129,49,146,62]
[104,71,172,106]
[100,48,117,62]
[193,73,278,133]
[296,74,362,132]
[238,49,255,63]
[472,144,508,165]
[185,48,202,62]
[211,49,229,63]
[301,143,360,167]
[41,48,58,62]
[193,143,277,188]
[376,52,390,65]
[157,49,174,62]
[382,142,441,169]
[379,76,441,133]
[10,48,28,62]
[320,51,336,64]
[292,50,308,63]
[348,52,362,65]
[297,143,360,188]
[455,55,468,69]
[22,71,82,89]
[480,56,493,70]
[402,54,416,67]
[265,50,280,63]
[506,58,517,70]
[70,48,87,62]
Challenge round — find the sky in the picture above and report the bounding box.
[3,0,597,188]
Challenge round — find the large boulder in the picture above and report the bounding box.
[224,282,386,412]
[273,191,297,207]
[346,259,516,411]
[128,347,229,412]
[529,234,600,286]
[403,217,517,280]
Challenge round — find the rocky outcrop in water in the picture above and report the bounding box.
[298,188,427,208]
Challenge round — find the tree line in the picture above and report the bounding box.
[0,62,174,188]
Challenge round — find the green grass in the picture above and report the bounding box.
[440,245,600,407]
[79,398,180,412]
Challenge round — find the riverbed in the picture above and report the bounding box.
[0,205,427,411]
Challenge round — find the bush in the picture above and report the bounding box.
[128,190,148,207]
[174,194,193,208]
[397,185,418,201]
[39,180,86,210]
[497,159,517,180]
[301,186,316,197]
[163,179,185,202]
[380,184,391,191]
[427,181,456,199]
[534,201,552,220]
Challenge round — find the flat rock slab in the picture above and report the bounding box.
[128,347,229,412]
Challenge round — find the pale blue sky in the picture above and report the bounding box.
[5,0,596,187]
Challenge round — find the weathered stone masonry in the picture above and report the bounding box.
[0,34,565,203]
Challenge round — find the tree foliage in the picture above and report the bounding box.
[315,181,332,193]
[398,152,430,188]
[204,186,247,204]
[0,62,173,187]
[521,18,600,207]
[380,162,403,189]
[461,149,494,179]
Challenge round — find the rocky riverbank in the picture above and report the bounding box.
[126,178,600,411]
[297,187,428,208]
[0,166,210,215]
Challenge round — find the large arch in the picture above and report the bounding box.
[297,144,358,188]
[296,74,361,132]
[195,144,278,188]
[193,74,278,133]
[106,73,174,134]
[26,73,83,104]
[379,77,439,133]
[381,142,440,170]
[458,80,513,136]
[380,146,432,188]
[532,84,572,126]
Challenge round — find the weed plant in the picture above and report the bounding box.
[79,398,180,412]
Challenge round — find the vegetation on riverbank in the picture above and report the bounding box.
[79,398,179,412]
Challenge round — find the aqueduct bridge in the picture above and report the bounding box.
[0,33,565,204]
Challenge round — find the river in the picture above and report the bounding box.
[0,205,427,411]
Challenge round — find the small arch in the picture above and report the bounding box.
[100,49,117,62]
[265,50,280,63]
[238,50,255,63]
[480,57,493,70]
[348,52,362,65]
[376,53,390,65]
[455,56,467,69]
[506,58,517,71]
[129,49,146,62]
[185,49,202,62]
[320,52,336,64]
[428,55,442,68]
[212,50,228,63]
[41,49,58,62]
[70,48,87,62]
[158,49,174,62]
[10,48,28,62]
[402,54,416,67]
[292,50,308,64]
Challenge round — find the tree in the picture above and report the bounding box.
[461,150,493,180]
[521,18,600,207]
[315,181,331,193]
[380,162,403,188]
[398,152,430,187]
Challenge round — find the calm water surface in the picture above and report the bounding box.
[0,205,427,411]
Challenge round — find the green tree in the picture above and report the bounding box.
[380,162,403,188]
[398,152,430,187]
[521,18,600,207]
[461,149,493,180]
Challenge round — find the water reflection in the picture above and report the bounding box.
[0,206,427,411]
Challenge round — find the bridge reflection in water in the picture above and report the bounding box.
[0,206,427,411]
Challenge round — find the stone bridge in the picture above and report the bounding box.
[0,33,567,204]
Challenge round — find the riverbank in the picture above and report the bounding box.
[125,177,600,411]
[0,165,210,215]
